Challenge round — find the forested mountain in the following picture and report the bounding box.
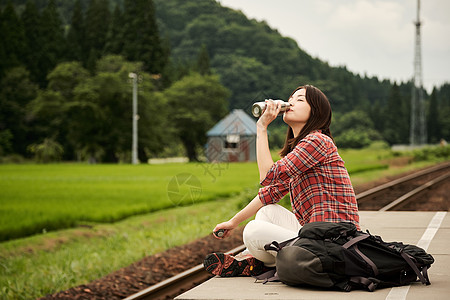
[154,0,390,111]
[1,0,449,162]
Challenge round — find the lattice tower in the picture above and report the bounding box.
[410,0,427,145]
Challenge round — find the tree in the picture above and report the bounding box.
[72,72,125,162]
[437,84,450,141]
[104,4,124,55]
[46,61,89,100]
[84,0,110,71]
[175,14,225,59]
[27,138,64,163]
[427,88,440,143]
[21,0,41,84]
[0,129,13,156]
[122,0,168,74]
[382,83,409,145]
[27,62,90,159]
[439,107,450,142]
[37,0,67,87]
[0,2,26,79]
[211,53,274,110]
[335,129,372,149]
[70,55,169,162]
[368,102,384,134]
[66,0,86,64]
[27,89,66,156]
[333,110,383,148]
[0,66,38,155]
[196,44,211,75]
[165,73,229,161]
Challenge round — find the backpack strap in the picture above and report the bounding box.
[258,236,300,284]
[422,266,430,284]
[354,244,379,276]
[253,269,279,284]
[342,233,370,249]
[343,234,379,276]
[400,252,431,285]
[264,236,300,252]
[349,276,380,292]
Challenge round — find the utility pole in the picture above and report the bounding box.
[129,72,138,164]
[410,0,426,145]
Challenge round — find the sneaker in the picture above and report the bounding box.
[203,252,265,277]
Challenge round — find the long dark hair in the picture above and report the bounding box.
[279,85,334,157]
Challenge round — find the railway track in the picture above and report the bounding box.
[356,162,450,211]
[124,162,450,300]
[123,245,246,300]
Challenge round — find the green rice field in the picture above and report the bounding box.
[0,162,259,242]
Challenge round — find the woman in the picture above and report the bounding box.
[204,85,360,277]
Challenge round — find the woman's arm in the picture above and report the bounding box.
[256,123,273,181]
[256,100,281,181]
[212,194,263,239]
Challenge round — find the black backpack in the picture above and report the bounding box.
[257,221,435,292]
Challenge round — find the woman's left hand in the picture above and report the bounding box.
[257,99,281,129]
[212,220,238,239]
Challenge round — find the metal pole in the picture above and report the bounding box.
[129,72,138,164]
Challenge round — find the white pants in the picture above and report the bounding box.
[243,204,302,267]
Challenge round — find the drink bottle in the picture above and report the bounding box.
[214,229,225,238]
[252,100,291,117]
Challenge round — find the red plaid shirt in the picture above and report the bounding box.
[258,131,360,229]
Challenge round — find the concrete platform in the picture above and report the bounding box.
[176,211,449,300]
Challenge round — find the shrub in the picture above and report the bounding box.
[335,129,372,149]
[412,145,450,161]
[27,138,64,163]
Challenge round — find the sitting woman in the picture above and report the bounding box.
[204,85,360,277]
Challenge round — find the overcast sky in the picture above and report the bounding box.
[219,0,450,92]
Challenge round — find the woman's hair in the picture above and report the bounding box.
[279,85,334,157]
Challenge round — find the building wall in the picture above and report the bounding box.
[206,136,256,162]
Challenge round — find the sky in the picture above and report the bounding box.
[219,0,450,92]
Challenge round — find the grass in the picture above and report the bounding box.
[339,148,389,174]
[338,147,439,186]
[0,191,257,299]
[0,162,259,241]
[0,147,447,299]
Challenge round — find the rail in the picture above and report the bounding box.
[123,245,246,300]
[356,162,450,201]
[379,171,450,211]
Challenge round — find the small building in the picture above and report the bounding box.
[206,109,257,162]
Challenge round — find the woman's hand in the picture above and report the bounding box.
[212,219,238,239]
[212,195,264,240]
[256,99,282,129]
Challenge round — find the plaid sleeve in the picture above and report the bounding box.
[258,181,290,205]
[260,159,290,187]
[284,133,328,175]
[260,132,329,187]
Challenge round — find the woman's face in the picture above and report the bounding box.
[283,88,311,126]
